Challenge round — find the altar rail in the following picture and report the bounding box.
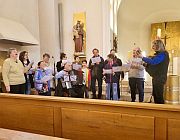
[0,93,180,140]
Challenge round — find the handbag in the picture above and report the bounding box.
[39,83,49,94]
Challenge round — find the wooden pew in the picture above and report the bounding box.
[0,128,67,140]
[0,93,180,140]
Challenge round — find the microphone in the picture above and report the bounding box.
[52,56,55,63]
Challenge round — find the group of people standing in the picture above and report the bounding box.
[2,49,53,96]
[54,48,124,100]
[2,39,169,104]
[127,39,169,104]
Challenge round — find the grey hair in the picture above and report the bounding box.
[152,40,165,52]
[8,48,17,57]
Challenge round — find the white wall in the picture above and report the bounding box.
[60,0,110,61]
[0,0,40,64]
[117,0,180,62]
[0,0,111,65]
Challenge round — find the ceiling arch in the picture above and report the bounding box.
[117,0,180,61]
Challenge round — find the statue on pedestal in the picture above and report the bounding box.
[73,21,85,54]
[113,36,118,53]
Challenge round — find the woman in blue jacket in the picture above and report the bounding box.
[34,61,51,96]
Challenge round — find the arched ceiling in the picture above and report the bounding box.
[118,0,180,24]
[117,0,180,62]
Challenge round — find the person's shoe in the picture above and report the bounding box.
[98,96,102,99]
[92,94,97,99]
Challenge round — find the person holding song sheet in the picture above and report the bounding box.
[19,51,34,95]
[82,60,91,98]
[72,56,83,86]
[127,47,145,102]
[2,48,34,94]
[103,54,119,100]
[34,61,51,96]
[89,48,104,99]
[43,53,54,90]
[55,60,83,98]
[56,53,67,72]
[72,56,82,70]
[110,49,124,99]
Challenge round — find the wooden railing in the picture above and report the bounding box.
[0,93,180,140]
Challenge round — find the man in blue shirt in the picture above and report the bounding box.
[138,40,169,104]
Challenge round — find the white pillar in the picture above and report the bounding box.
[38,0,60,61]
[102,0,111,59]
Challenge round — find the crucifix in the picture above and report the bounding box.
[161,22,171,46]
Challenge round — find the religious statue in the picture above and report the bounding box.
[73,20,85,53]
[113,36,118,52]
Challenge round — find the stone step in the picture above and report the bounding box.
[88,91,153,102]
[119,92,153,102]
[99,82,152,93]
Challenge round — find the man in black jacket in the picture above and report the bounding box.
[89,48,104,99]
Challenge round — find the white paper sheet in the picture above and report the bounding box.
[112,66,121,72]
[120,64,131,71]
[70,75,77,81]
[64,75,70,82]
[41,75,54,82]
[72,64,82,70]
[112,64,131,72]
[103,69,113,74]
[91,57,101,64]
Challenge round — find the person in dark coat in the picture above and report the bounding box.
[138,39,169,104]
[104,54,119,100]
[89,48,104,99]
[56,53,67,72]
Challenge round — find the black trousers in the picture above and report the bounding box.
[10,83,25,94]
[152,78,165,104]
[129,78,144,102]
[38,90,51,96]
[82,85,89,98]
[117,80,120,99]
[91,75,103,99]
[69,85,84,98]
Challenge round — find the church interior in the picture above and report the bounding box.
[0,0,180,139]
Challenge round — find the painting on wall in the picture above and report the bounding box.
[73,12,86,57]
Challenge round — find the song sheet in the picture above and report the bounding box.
[91,57,101,64]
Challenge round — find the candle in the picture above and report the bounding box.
[157,28,161,38]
